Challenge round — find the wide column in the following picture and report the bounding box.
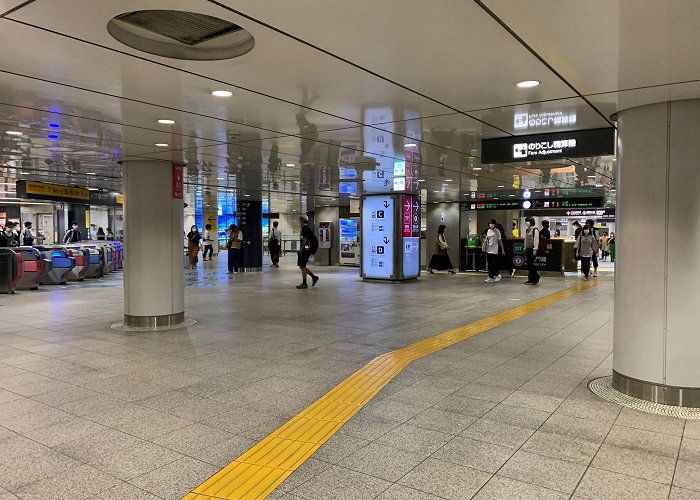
[614,99,700,406]
[122,160,185,327]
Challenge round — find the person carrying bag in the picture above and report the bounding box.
[428,224,456,274]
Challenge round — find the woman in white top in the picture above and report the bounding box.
[202,224,215,261]
[428,225,456,274]
[484,219,505,282]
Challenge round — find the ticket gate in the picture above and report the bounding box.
[65,247,88,281]
[81,246,105,278]
[111,241,124,270]
[100,244,114,274]
[35,246,75,285]
[0,248,20,294]
[15,247,49,290]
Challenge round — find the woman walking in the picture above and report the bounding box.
[186,225,201,269]
[598,232,610,261]
[428,225,456,274]
[575,224,600,280]
[484,219,505,282]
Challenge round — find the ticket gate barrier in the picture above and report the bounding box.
[15,247,49,290]
[100,244,114,274]
[80,246,105,278]
[108,241,123,270]
[65,247,88,281]
[0,249,19,294]
[35,246,75,285]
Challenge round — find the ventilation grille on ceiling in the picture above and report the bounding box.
[114,10,242,46]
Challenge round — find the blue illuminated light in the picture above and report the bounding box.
[112,149,119,155]
[51,251,62,257]
[47,133,59,140]
[49,122,60,129]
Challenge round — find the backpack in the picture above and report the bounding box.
[308,233,319,254]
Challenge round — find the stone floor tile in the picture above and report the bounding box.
[22,416,107,447]
[521,430,600,465]
[670,486,700,499]
[336,413,399,441]
[407,407,476,435]
[433,435,515,473]
[473,475,569,500]
[685,421,700,440]
[92,482,164,499]
[555,399,621,424]
[462,418,535,449]
[541,413,613,443]
[187,434,257,467]
[53,428,144,462]
[398,457,491,500]
[498,450,587,494]
[592,443,676,484]
[674,460,700,492]
[313,433,371,464]
[0,487,19,500]
[374,483,444,499]
[340,442,426,482]
[482,403,552,430]
[12,464,120,500]
[501,390,564,413]
[358,398,428,423]
[432,394,497,418]
[575,467,670,499]
[616,407,686,436]
[680,437,700,464]
[0,434,50,464]
[129,457,218,500]
[274,458,333,494]
[0,448,82,491]
[151,422,234,455]
[605,425,681,459]
[290,465,392,500]
[90,442,185,480]
[376,423,451,455]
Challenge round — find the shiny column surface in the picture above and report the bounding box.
[614,99,700,406]
[123,160,185,327]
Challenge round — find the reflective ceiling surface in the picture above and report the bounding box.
[0,0,697,209]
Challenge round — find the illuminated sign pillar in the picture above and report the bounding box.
[360,193,420,281]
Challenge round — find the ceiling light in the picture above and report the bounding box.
[516,80,540,88]
[472,167,482,171]
[497,185,505,188]
[6,131,22,136]
[47,134,59,140]
[417,179,425,182]
[509,194,515,197]
[158,119,175,125]
[404,143,417,148]
[445,179,453,182]
[19,171,29,175]
[212,90,233,97]
[285,163,295,167]
[48,122,60,129]
[243,194,250,197]
[155,143,168,147]
[86,172,96,175]
[587,175,596,178]
[88,188,99,191]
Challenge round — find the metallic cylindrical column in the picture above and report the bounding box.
[614,99,700,406]
[122,160,185,327]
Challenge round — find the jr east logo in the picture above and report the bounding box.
[513,143,528,158]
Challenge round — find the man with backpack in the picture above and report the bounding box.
[63,222,82,243]
[296,216,319,289]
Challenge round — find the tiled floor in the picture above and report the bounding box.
[0,256,696,499]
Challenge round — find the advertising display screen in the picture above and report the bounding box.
[339,218,359,266]
[361,195,394,278]
[481,128,615,163]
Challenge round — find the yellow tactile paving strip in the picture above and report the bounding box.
[184,280,598,500]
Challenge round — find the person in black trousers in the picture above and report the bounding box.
[524,217,540,285]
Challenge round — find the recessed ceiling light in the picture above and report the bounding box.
[509,194,515,197]
[6,131,22,136]
[516,80,540,88]
[212,90,233,97]
[587,175,596,178]
[158,119,175,125]
[472,167,482,171]
[155,143,168,147]
[88,187,99,191]
[86,172,96,175]
[404,143,417,148]
[243,194,250,197]
[48,122,60,129]
[19,171,29,175]
[498,185,505,188]
[47,134,59,140]
[285,163,295,167]
[417,179,425,182]
[445,179,453,182]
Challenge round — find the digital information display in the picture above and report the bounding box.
[462,197,604,211]
[361,195,394,279]
[401,194,420,279]
[481,128,615,163]
[339,218,359,266]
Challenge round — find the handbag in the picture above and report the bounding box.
[481,238,488,252]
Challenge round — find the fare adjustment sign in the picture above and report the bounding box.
[361,195,394,279]
[481,128,615,164]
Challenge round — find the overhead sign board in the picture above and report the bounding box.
[172,164,184,199]
[17,180,89,202]
[361,195,394,279]
[462,196,604,211]
[481,128,615,163]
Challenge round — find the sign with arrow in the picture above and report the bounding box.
[202,212,219,252]
[361,195,394,279]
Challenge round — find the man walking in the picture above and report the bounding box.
[269,220,282,268]
[296,216,319,289]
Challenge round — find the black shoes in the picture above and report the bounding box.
[312,276,319,287]
[296,282,308,289]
